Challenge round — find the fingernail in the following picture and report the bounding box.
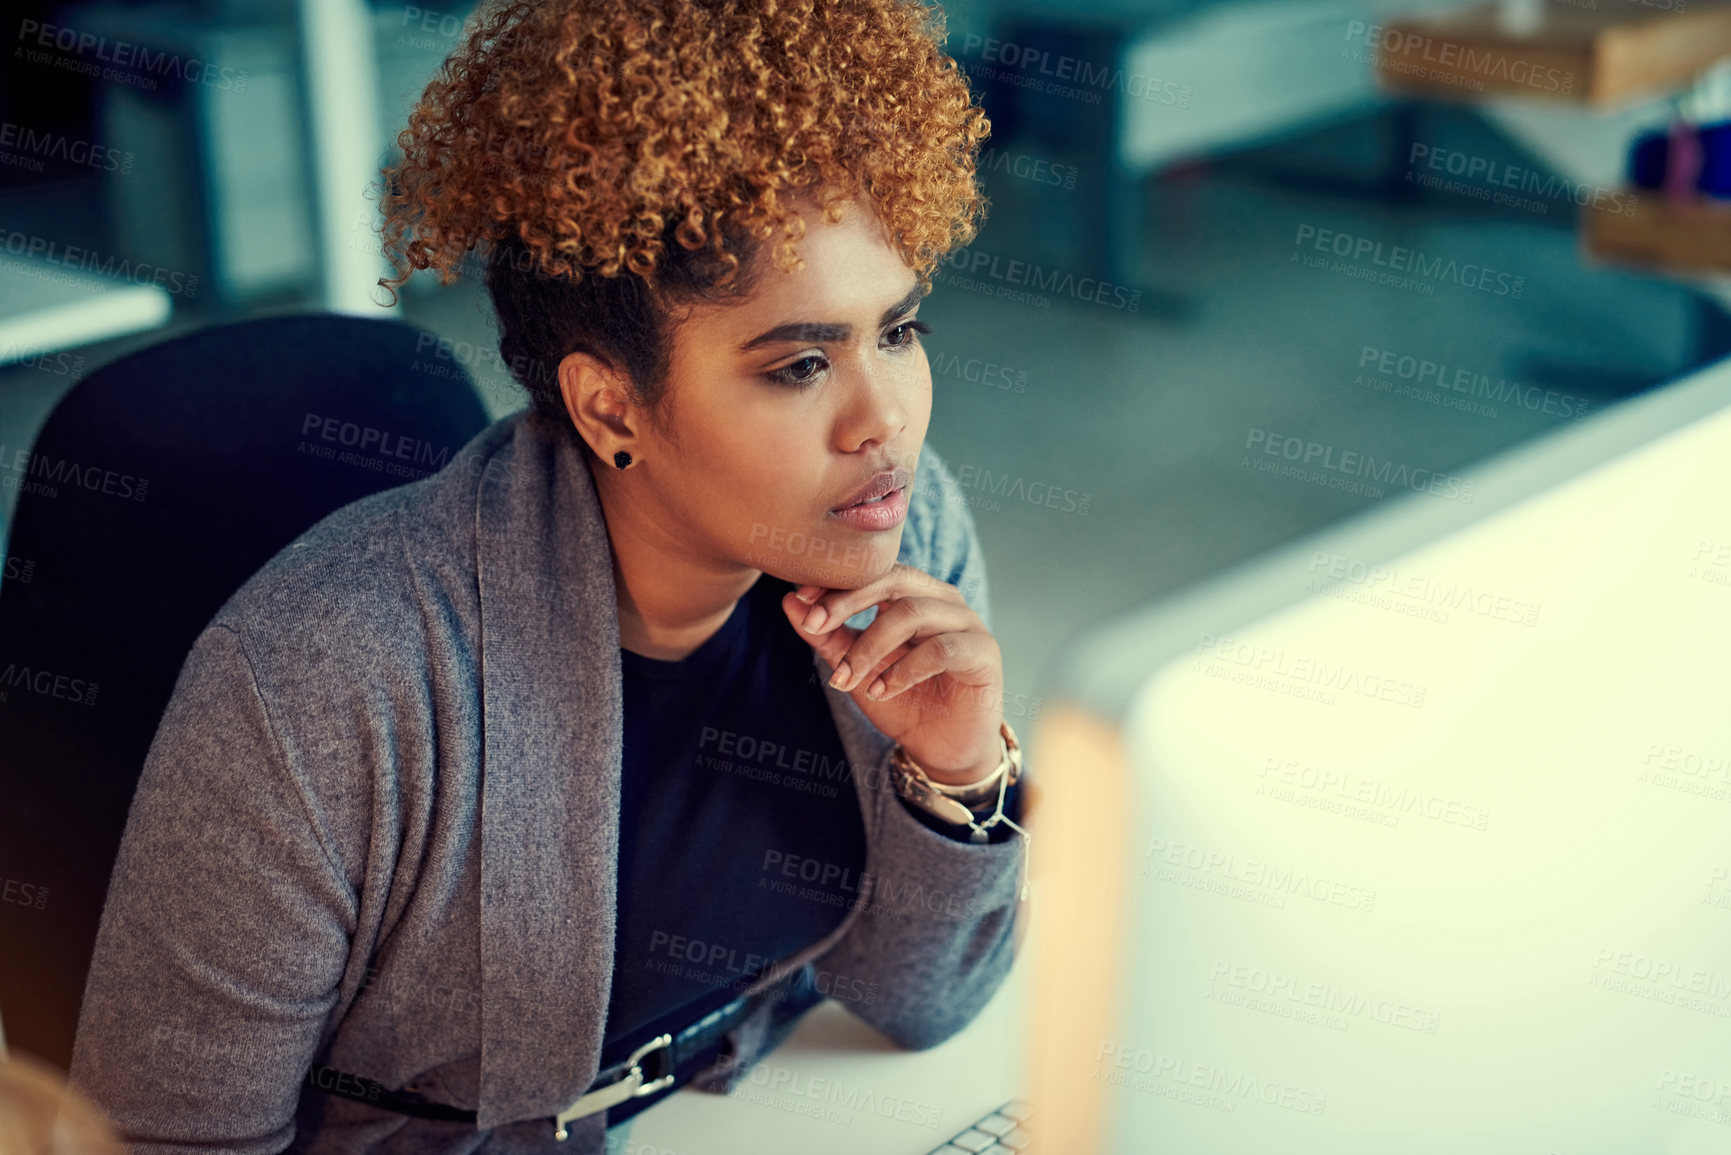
[829,661,850,689]
[802,606,827,633]
[795,586,819,604]
[868,678,886,700]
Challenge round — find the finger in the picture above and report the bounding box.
[836,639,914,695]
[828,595,980,695]
[781,594,923,701]
[868,631,1000,707]
[781,592,859,669]
[796,562,963,636]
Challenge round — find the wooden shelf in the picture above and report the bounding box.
[1583,189,1731,272]
[1373,1,1731,108]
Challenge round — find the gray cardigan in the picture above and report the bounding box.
[66,409,1026,1153]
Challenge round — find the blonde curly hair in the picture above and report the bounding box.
[377,0,992,451]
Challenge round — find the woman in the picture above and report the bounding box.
[66,0,1030,1150]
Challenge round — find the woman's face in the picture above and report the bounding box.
[585,196,934,590]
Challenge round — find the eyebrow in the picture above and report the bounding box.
[737,281,927,353]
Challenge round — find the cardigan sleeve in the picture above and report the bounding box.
[808,446,1030,1049]
[67,623,358,1153]
[810,755,1026,1050]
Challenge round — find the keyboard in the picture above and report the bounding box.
[926,1098,1033,1153]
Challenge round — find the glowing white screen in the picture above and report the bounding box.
[1102,397,1731,1154]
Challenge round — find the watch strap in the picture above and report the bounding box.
[890,721,1022,825]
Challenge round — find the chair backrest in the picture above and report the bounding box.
[0,313,491,1069]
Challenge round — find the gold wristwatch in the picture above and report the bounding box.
[890,720,1023,828]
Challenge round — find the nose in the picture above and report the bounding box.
[835,354,917,453]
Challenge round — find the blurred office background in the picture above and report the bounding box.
[3,0,1730,711]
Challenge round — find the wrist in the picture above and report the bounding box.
[889,722,1029,888]
[919,731,1007,789]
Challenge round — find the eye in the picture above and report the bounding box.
[766,354,827,388]
[884,320,932,348]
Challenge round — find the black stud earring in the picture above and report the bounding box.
[614,451,633,471]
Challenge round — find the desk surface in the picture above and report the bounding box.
[628,903,1035,1155]
[0,253,171,367]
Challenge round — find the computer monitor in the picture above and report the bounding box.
[1028,355,1731,1153]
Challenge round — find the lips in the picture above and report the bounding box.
[832,466,912,511]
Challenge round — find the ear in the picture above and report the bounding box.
[558,351,636,456]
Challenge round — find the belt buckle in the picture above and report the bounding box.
[551,1033,677,1140]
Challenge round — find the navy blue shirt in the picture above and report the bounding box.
[600,572,1023,1118]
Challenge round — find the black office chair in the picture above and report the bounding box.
[0,314,491,1069]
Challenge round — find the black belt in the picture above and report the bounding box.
[302,973,789,1140]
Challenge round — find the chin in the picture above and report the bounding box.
[784,556,889,591]
[744,529,907,592]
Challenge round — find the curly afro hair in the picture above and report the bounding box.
[378,0,992,458]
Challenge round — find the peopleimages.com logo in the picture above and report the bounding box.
[0,227,198,297]
[1293,225,1524,298]
[978,145,1079,189]
[1342,20,1575,95]
[0,440,149,503]
[1407,143,1638,216]
[16,18,250,92]
[940,245,1142,312]
[1245,426,1476,503]
[958,33,1192,107]
[1356,346,1591,420]
[0,121,133,175]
